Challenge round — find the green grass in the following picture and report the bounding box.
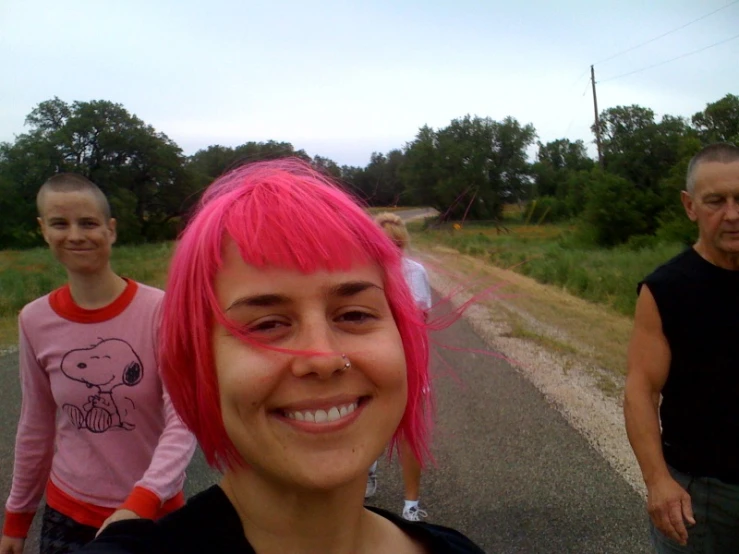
[413,222,684,316]
[503,316,578,356]
[0,243,176,347]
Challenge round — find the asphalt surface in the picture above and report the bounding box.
[393,207,439,222]
[0,207,651,552]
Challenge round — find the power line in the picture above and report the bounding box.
[593,0,739,65]
[562,79,592,138]
[567,67,591,91]
[599,32,739,83]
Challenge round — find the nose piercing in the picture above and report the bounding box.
[339,354,351,372]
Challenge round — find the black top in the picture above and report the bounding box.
[639,247,739,482]
[78,485,486,554]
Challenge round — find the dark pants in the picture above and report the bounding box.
[650,465,739,553]
[40,505,98,554]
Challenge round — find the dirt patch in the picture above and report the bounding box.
[415,246,646,498]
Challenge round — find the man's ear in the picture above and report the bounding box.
[108,218,118,245]
[37,217,51,244]
[681,191,698,222]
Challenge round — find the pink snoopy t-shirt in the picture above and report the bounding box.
[3,280,196,538]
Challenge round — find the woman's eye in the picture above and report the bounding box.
[338,311,375,323]
[248,320,288,333]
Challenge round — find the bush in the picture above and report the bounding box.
[581,171,660,247]
[625,234,659,251]
[656,215,697,247]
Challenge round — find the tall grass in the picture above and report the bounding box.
[0,243,175,319]
[413,223,684,316]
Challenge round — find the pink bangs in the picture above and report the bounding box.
[159,158,431,471]
[204,161,376,274]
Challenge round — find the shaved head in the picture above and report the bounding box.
[37,173,111,219]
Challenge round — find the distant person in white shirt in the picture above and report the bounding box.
[372,212,432,521]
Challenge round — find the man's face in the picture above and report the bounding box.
[37,190,117,275]
[682,160,739,257]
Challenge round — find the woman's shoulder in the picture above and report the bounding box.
[79,486,251,554]
[19,290,57,321]
[367,506,486,554]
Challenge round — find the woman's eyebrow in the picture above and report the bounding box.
[225,281,383,311]
[329,281,384,297]
[226,294,289,311]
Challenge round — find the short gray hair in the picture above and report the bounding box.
[686,142,739,194]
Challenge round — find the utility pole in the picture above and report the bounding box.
[591,64,604,168]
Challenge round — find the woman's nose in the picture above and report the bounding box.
[289,322,348,380]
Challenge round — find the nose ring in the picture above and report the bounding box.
[339,354,351,372]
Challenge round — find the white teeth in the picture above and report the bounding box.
[284,402,359,424]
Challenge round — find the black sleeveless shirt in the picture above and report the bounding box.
[639,247,739,482]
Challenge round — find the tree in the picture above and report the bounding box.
[532,138,594,199]
[0,97,198,244]
[312,155,342,179]
[349,150,405,206]
[692,94,739,145]
[594,105,695,194]
[401,125,439,208]
[402,116,536,221]
[654,135,702,245]
[0,134,68,248]
[582,170,659,247]
[188,141,310,188]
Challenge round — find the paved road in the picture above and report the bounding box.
[395,207,439,222]
[0,297,651,553]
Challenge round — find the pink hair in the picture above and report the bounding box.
[159,158,430,471]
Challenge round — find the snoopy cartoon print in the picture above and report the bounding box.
[61,338,143,433]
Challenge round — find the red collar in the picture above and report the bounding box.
[49,279,138,323]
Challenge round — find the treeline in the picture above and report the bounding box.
[530,94,738,247]
[1,94,737,249]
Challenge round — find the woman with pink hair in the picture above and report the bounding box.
[79,159,484,553]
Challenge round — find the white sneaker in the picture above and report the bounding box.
[402,505,428,522]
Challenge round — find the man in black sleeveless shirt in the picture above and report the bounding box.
[624,143,739,553]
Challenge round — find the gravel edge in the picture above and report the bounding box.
[425,261,647,500]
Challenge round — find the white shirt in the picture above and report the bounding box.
[402,257,432,311]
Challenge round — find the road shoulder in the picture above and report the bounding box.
[417,246,646,498]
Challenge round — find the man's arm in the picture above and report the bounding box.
[624,285,694,546]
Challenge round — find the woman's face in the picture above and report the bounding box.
[213,241,408,491]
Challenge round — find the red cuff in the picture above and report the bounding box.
[119,486,162,520]
[2,510,35,539]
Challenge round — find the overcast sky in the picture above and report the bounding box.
[1,0,737,166]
